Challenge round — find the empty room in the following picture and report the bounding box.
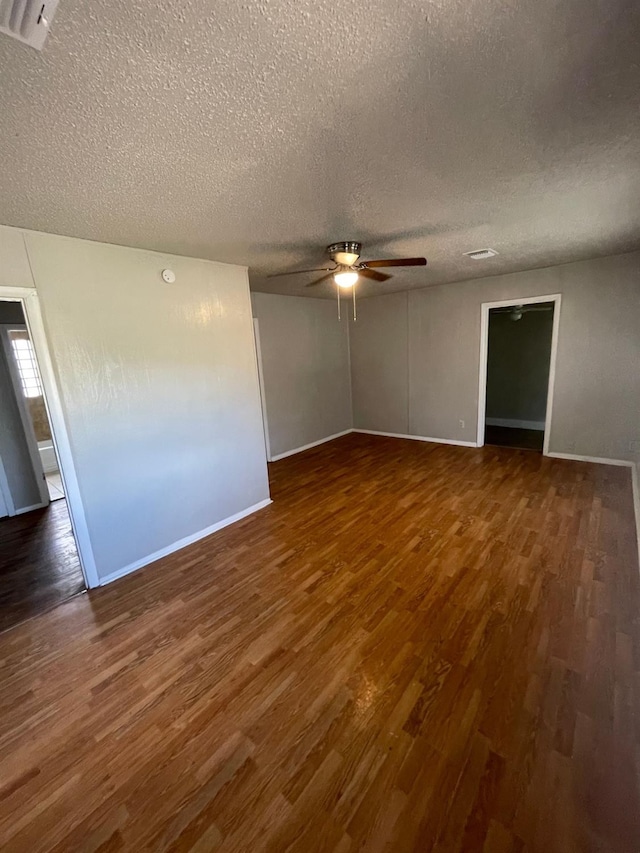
[0,1,639,852]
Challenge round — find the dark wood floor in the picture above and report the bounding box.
[0,433,638,852]
[484,425,545,452]
[0,499,85,634]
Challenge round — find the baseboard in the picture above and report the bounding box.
[353,429,477,448]
[485,417,545,431]
[546,452,634,467]
[99,498,273,586]
[270,429,354,461]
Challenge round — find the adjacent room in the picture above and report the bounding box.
[0,1,639,852]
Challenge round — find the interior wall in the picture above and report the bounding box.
[251,292,352,458]
[0,335,41,511]
[350,251,640,461]
[485,308,554,426]
[0,225,270,581]
[350,291,409,435]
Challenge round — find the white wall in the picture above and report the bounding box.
[0,225,270,582]
[349,291,409,436]
[350,252,640,462]
[251,293,352,458]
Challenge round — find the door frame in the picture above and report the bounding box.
[0,322,51,510]
[476,293,562,455]
[0,287,99,588]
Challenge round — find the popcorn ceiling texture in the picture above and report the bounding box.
[0,0,639,297]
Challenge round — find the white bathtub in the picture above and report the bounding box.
[38,440,59,474]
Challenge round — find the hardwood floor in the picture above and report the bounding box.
[0,433,638,852]
[0,498,85,634]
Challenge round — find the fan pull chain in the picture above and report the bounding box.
[352,285,357,321]
[337,284,341,320]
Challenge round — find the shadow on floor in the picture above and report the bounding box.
[484,425,544,452]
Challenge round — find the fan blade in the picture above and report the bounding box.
[359,268,391,282]
[305,272,335,288]
[364,257,427,268]
[267,267,332,278]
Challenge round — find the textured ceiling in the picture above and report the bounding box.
[1,0,639,297]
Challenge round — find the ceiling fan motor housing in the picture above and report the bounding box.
[327,242,361,267]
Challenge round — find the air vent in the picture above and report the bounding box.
[464,248,498,260]
[0,0,59,50]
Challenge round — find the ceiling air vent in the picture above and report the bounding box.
[0,0,59,50]
[464,248,499,260]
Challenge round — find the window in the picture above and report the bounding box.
[8,331,42,398]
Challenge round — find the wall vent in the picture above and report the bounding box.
[0,0,59,50]
[464,248,499,260]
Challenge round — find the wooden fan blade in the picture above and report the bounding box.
[364,257,427,268]
[305,272,335,288]
[359,268,392,282]
[267,267,332,278]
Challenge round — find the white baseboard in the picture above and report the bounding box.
[270,429,354,461]
[99,498,273,586]
[353,429,477,448]
[546,452,633,467]
[485,418,545,431]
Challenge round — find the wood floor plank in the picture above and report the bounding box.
[0,433,638,852]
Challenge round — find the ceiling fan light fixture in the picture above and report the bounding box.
[327,242,362,267]
[334,270,358,288]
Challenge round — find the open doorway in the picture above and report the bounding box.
[477,294,561,454]
[0,298,85,632]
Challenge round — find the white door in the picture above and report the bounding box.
[0,324,49,512]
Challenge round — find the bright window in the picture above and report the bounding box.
[9,332,43,398]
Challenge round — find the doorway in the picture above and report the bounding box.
[0,297,84,631]
[477,294,561,454]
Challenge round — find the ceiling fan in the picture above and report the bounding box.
[492,304,554,322]
[268,242,427,289]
